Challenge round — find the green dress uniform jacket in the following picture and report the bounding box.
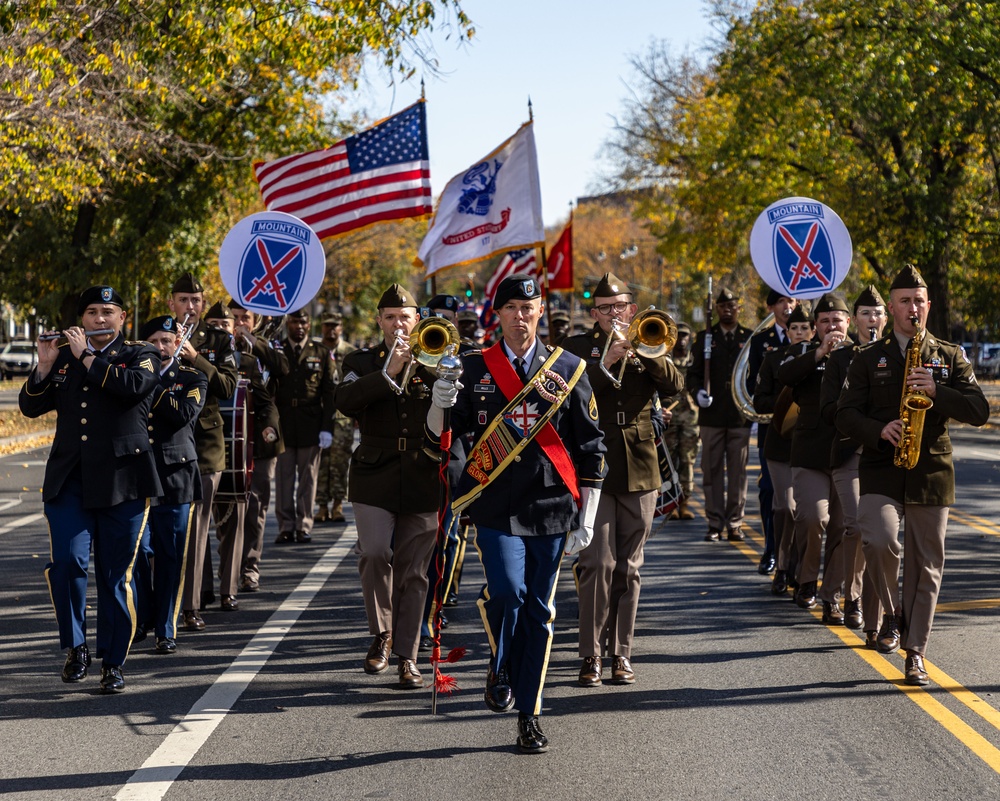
[777,341,855,470]
[236,344,284,461]
[333,341,440,514]
[754,348,792,464]
[187,320,239,474]
[820,343,863,468]
[687,322,753,428]
[836,332,989,506]
[273,337,336,449]
[562,323,683,494]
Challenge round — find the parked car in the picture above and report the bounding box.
[0,340,37,379]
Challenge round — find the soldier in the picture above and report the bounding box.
[20,285,162,692]
[273,309,336,544]
[745,289,798,574]
[136,315,206,653]
[836,264,988,685]
[457,309,481,347]
[777,293,852,620]
[315,312,355,524]
[166,272,239,631]
[686,287,753,541]
[228,300,289,592]
[562,272,683,687]
[333,284,440,690]
[428,273,606,754]
[820,286,887,643]
[662,322,698,520]
[549,309,571,347]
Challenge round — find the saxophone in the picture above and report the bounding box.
[893,318,934,470]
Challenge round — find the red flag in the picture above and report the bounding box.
[544,219,573,290]
[253,101,431,240]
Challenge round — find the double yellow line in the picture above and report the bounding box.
[684,496,1000,773]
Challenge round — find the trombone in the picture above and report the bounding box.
[382,316,461,394]
[599,307,678,389]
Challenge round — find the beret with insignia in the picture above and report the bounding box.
[494,273,541,307]
[593,272,631,298]
[889,263,928,291]
[77,285,124,316]
[427,294,459,312]
[139,315,177,341]
[853,284,886,312]
[378,283,418,309]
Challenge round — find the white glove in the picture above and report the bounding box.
[432,379,461,409]
[565,487,601,556]
[696,389,713,408]
[318,431,333,449]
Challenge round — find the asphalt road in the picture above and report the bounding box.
[1,425,999,801]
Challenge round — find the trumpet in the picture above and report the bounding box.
[600,307,677,389]
[39,328,115,342]
[382,317,461,394]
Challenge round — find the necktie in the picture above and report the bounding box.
[778,330,788,346]
[294,344,302,359]
[514,357,527,384]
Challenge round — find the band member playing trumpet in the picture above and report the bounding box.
[561,272,682,687]
[333,284,440,690]
[20,286,163,693]
[836,264,988,685]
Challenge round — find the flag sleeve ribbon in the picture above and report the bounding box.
[452,344,583,514]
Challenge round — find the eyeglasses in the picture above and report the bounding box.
[595,302,630,315]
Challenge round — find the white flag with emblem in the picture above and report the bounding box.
[416,121,544,276]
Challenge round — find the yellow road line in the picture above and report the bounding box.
[936,598,1000,613]
[951,509,1000,538]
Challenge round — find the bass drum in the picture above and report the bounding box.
[654,432,684,518]
[217,378,254,502]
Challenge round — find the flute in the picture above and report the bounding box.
[38,328,116,341]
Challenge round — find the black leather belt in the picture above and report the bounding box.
[289,398,320,407]
[360,434,425,451]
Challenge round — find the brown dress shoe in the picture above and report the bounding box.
[578,656,602,687]
[794,581,818,609]
[864,630,878,649]
[398,657,424,689]
[611,655,635,685]
[221,595,239,612]
[876,613,901,654]
[183,610,206,631]
[904,652,929,686]
[727,527,745,542]
[364,632,392,674]
[843,599,864,630]
[821,599,844,625]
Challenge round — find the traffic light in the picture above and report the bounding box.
[465,278,474,299]
[582,278,593,299]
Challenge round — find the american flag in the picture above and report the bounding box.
[253,101,432,240]
[485,248,537,300]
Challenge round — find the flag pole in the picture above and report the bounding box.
[539,242,552,335]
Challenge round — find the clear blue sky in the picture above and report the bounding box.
[347,1,718,227]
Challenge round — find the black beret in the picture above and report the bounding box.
[716,287,739,304]
[593,272,631,298]
[494,273,541,307]
[812,293,850,318]
[171,271,204,294]
[378,283,418,309]
[427,294,459,311]
[766,288,792,306]
[889,263,928,291]
[205,301,233,321]
[853,284,886,312]
[139,315,178,341]
[77,285,124,316]
[787,305,811,325]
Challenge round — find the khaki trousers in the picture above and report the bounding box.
[577,489,657,659]
[791,466,845,602]
[832,453,881,630]
[275,445,320,535]
[214,499,245,597]
[353,502,437,661]
[858,494,948,655]
[699,426,750,531]
[182,471,221,611]
[767,459,796,573]
[241,456,276,585]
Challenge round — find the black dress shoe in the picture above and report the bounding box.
[876,613,901,654]
[843,599,864,630]
[757,554,776,575]
[100,665,125,694]
[611,655,635,685]
[794,581,818,609]
[275,530,294,544]
[444,591,459,608]
[905,652,929,686]
[221,595,239,612]
[155,637,177,654]
[439,611,449,629]
[62,644,91,683]
[578,656,602,687]
[183,610,206,631]
[398,657,424,689]
[516,713,549,754]
[485,662,514,712]
[822,599,845,625]
[132,626,150,645]
[364,632,392,674]
[771,570,789,596]
[295,529,312,543]
[704,528,722,542]
[418,636,435,653]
